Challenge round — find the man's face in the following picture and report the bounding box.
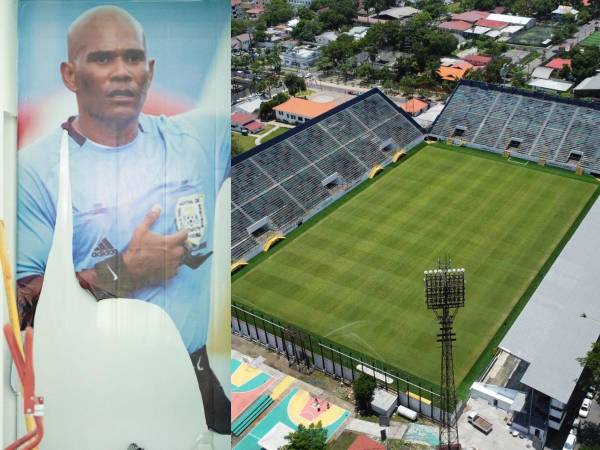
[67,19,154,126]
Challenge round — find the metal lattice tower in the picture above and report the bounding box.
[424,258,465,450]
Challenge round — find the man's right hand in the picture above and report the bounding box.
[121,206,188,286]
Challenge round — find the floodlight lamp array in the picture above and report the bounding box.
[424,268,465,310]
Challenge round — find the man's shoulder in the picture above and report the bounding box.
[140,110,216,142]
[18,128,63,176]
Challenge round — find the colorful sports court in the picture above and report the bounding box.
[232,358,275,422]
[234,386,350,449]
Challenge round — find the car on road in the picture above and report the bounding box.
[579,398,592,418]
[562,433,576,450]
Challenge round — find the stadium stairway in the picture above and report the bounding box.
[232,394,274,436]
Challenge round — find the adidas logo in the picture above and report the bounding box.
[92,238,117,258]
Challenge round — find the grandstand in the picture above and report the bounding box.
[231,89,425,262]
[430,80,600,174]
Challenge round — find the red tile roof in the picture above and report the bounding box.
[545,58,572,70]
[400,98,428,114]
[463,54,493,66]
[475,18,508,28]
[348,435,386,450]
[439,20,472,31]
[231,112,257,126]
[273,97,337,119]
[452,10,489,23]
[244,121,263,132]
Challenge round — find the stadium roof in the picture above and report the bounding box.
[439,20,473,31]
[528,78,573,92]
[273,97,337,118]
[499,199,600,404]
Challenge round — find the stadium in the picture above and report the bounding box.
[231,80,600,432]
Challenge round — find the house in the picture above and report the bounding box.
[315,31,338,45]
[375,6,420,21]
[231,33,253,52]
[574,74,600,98]
[400,98,429,116]
[451,10,489,23]
[231,112,264,133]
[552,5,578,19]
[273,97,336,124]
[545,58,572,71]
[462,54,492,67]
[245,7,265,18]
[438,20,473,33]
[280,47,320,68]
[231,0,243,18]
[346,26,369,40]
[288,0,313,6]
[437,59,473,81]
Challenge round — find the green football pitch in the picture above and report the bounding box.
[232,143,598,387]
[582,31,600,48]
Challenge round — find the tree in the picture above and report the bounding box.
[352,374,376,415]
[578,340,600,394]
[264,0,295,26]
[259,92,289,121]
[284,74,307,95]
[578,422,600,447]
[283,422,327,450]
[232,18,252,37]
[571,46,600,82]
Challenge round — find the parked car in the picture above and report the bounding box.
[587,391,595,399]
[579,398,592,418]
[570,426,578,436]
[562,433,576,450]
[573,417,581,429]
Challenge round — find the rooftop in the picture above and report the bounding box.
[452,10,490,23]
[528,78,573,91]
[487,13,533,25]
[574,74,600,92]
[377,6,420,19]
[476,18,508,29]
[500,197,600,404]
[273,97,337,118]
[400,98,428,114]
[349,435,385,450]
[437,65,469,80]
[439,20,473,32]
[231,112,257,126]
[545,57,572,70]
[463,54,493,66]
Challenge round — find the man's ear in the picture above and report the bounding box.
[60,61,77,93]
[148,59,155,85]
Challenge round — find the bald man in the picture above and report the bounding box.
[17,5,230,434]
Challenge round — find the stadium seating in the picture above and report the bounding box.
[431,81,600,171]
[231,89,424,261]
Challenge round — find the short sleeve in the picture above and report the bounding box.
[17,165,56,279]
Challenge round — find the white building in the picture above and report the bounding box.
[287,0,312,6]
[315,31,338,45]
[486,13,535,28]
[346,26,369,40]
[280,47,320,68]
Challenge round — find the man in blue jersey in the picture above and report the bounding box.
[16,5,229,434]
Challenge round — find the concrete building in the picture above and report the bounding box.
[280,47,320,68]
[315,31,338,45]
[287,0,312,6]
[231,0,243,18]
[375,6,420,21]
[231,33,253,53]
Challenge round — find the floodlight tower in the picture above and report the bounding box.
[424,258,465,450]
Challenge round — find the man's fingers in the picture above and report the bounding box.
[164,229,188,246]
[137,205,162,231]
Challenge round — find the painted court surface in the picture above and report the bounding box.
[231,358,274,421]
[582,31,600,47]
[233,144,598,386]
[234,387,350,449]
